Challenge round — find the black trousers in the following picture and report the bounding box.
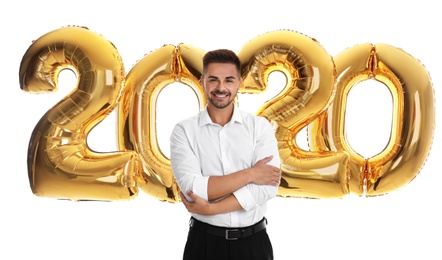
[183,219,274,260]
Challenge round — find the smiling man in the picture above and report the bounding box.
[170,49,281,260]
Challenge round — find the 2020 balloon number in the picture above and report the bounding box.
[19,26,435,202]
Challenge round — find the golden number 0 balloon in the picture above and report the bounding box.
[117,44,207,202]
[19,26,141,201]
[308,43,435,196]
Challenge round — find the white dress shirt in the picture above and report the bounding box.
[170,105,280,227]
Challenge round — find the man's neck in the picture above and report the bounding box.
[207,104,234,126]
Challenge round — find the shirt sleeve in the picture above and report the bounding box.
[170,122,209,202]
[233,117,281,211]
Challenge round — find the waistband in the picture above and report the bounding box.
[189,217,267,240]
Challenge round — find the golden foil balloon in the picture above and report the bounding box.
[20,27,433,202]
[308,43,435,196]
[19,26,141,201]
[238,30,350,199]
[117,44,207,202]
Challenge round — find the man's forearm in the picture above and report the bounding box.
[182,191,243,215]
[207,168,252,201]
[207,156,280,201]
[211,194,243,214]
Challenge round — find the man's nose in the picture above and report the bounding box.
[217,81,228,90]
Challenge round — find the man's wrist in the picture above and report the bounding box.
[208,202,217,215]
[245,168,254,184]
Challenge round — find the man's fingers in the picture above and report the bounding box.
[259,155,273,164]
[186,190,199,202]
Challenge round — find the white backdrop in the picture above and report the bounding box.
[1,1,440,259]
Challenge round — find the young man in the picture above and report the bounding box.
[170,49,281,260]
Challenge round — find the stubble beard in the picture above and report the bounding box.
[208,91,236,109]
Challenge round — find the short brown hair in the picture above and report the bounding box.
[202,49,241,75]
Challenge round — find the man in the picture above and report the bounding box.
[170,49,281,260]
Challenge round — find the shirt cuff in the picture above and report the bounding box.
[233,186,255,211]
[192,176,210,201]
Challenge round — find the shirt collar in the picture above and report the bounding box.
[199,105,243,127]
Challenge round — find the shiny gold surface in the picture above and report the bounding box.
[239,30,350,199]
[117,44,206,202]
[20,28,434,201]
[309,43,435,196]
[19,26,140,201]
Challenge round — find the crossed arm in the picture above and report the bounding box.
[170,117,281,216]
[180,155,281,216]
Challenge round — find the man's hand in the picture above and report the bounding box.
[249,156,281,186]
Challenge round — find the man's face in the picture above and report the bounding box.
[201,63,241,109]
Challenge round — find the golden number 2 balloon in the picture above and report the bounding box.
[19,26,141,201]
[238,30,350,199]
[308,43,435,196]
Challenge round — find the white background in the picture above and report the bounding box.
[1,1,440,259]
